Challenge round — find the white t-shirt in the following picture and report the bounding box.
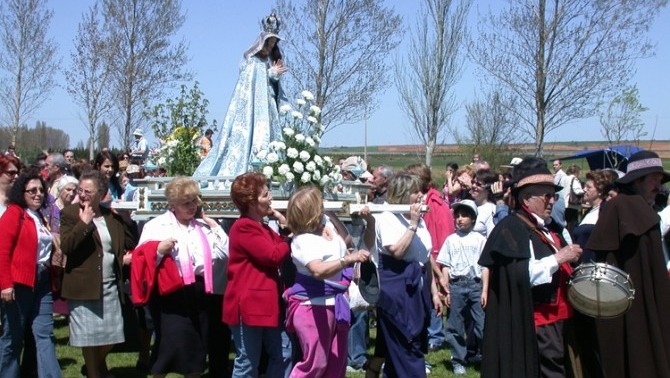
[473,202,496,238]
[436,230,486,279]
[291,224,347,279]
[291,222,347,306]
[373,211,431,264]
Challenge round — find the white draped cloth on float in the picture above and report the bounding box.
[194,31,287,177]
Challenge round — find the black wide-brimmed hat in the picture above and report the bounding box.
[617,150,670,185]
[512,162,562,193]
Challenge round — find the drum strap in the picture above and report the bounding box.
[515,213,562,251]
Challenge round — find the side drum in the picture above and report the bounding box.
[567,262,635,318]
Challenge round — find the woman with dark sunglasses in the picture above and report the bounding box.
[0,155,22,217]
[0,170,61,375]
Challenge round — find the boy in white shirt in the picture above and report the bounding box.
[437,200,489,375]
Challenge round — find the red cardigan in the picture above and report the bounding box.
[424,188,455,259]
[130,240,183,305]
[222,217,290,327]
[0,205,38,290]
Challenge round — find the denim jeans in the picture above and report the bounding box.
[230,324,289,378]
[347,309,368,368]
[445,277,485,365]
[427,308,446,348]
[280,327,294,378]
[0,265,61,377]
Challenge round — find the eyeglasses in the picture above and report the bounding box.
[77,188,99,197]
[3,170,18,176]
[472,181,490,189]
[24,187,45,195]
[533,193,559,202]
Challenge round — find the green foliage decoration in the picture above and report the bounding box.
[146,82,217,176]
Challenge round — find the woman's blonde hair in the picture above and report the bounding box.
[387,174,421,204]
[165,176,202,208]
[286,186,323,234]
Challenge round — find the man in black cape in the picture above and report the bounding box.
[478,157,582,378]
[586,150,670,378]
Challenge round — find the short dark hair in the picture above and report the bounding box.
[8,169,48,209]
[205,129,213,136]
[79,169,109,196]
[454,206,476,220]
[231,172,267,215]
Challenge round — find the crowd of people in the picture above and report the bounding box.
[1,147,670,378]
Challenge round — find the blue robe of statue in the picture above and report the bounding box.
[193,54,285,177]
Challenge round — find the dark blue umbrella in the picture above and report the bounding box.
[560,145,643,171]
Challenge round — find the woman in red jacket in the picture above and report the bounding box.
[224,172,292,378]
[0,170,61,376]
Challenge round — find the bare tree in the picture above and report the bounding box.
[453,87,525,167]
[102,0,191,150]
[0,0,59,147]
[98,121,110,150]
[598,85,648,146]
[65,3,115,160]
[470,0,666,156]
[395,0,470,167]
[276,0,402,133]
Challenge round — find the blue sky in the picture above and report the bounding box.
[39,1,670,149]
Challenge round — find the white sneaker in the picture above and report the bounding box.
[453,363,466,375]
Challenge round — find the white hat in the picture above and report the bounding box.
[341,156,367,174]
[451,199,478,218]
[126,164,141,174]
[133,128,143,137]
[501,157,523,169]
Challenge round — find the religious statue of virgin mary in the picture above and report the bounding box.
[193,12,287,177]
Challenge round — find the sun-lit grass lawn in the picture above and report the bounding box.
[54,314,481,377]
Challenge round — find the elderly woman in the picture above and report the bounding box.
[132,176,229,377]
[47,175,79,314]
[0,170,61,376]
[60,170,137,378]
[362,173,443,377]
[0,155,21,216]
[223,172,292,378]
[47,175,79,234]
[284,186,370,377]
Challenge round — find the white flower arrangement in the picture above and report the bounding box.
[255,90,341,189]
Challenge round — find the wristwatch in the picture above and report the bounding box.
[408,224,417,232]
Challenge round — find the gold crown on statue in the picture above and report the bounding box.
[261,11,281,34]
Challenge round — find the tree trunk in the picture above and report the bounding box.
[425,139,435,168]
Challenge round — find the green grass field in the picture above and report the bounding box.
[53,315,481,377]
